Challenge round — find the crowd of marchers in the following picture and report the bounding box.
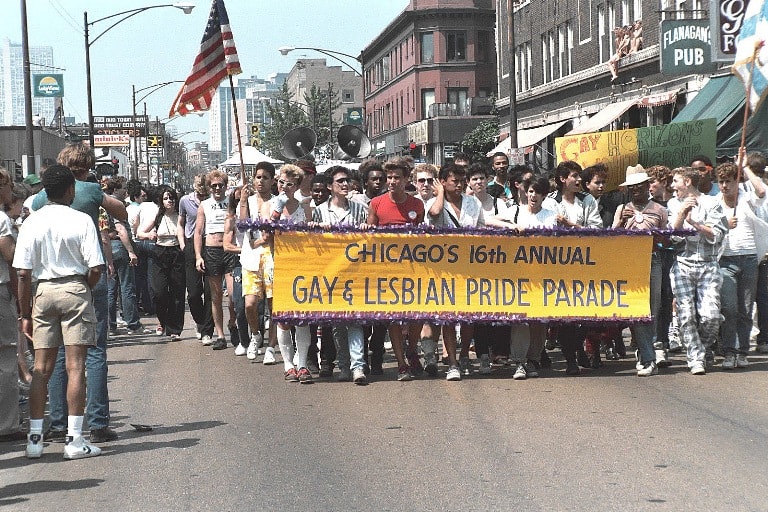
[1,142,767,461]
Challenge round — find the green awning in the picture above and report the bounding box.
[672,74,745,131]
[717,95,768,156]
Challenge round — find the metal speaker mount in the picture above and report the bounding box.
[281,127,317,160]
[336,125,372,159]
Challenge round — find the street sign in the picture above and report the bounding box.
[150,156,160,165]
[147,135,164,148]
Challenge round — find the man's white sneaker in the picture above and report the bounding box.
[262,346,276,365]
[63,435,101,460]
[446,366,462,381]
[736,354,749,368]
[722,354,736,370]
[26,433,43,459]
[655,349,670,367]
[690,362,706,375]
[637,361,658,377]
[513,363,527,380]
[234,344,247,356]
[246,340,258,360]
[352,367,367,385]
[201,335,213,346]
[195,330,202,340]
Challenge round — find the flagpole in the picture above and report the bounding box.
[229,75,247,186]
[737,40,763,180]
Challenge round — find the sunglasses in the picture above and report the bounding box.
[278,179,295,187]
[417,178,434,184]
[334,178,349,184]
[210,183,225,189]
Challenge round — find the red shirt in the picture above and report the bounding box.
[370,193,424,226]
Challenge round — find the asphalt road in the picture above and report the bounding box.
[2,314,768,512]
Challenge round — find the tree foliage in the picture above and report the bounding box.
[461,117,500,161]
[262,83,308,160]
[303,83,342,147]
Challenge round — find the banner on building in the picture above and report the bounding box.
[555,119,716,190]
[271,230,653,323]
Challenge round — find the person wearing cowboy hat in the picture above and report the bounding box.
[613,170,669,375]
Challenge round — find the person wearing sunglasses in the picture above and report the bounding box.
[270,165,314,384]
[412,163,437,207]
[194,169,238,351]
[311,166,369,385]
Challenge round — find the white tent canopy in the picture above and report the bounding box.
[220,146,283,166]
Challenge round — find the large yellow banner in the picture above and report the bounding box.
[272,231,653,323]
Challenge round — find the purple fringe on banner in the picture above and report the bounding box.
[237,218,694,238]
[271,311,653,326]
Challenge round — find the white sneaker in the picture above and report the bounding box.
[26,433,43,459]
[637,361,658,377]
[479,353,491,375]
[736,354,749,368]
[63,435,101,460]
[722,353,736,370]
[234,344,246,356]
[655,349,670,367]
[246,340,258,360]
[635,350,643,370]
[352,367,367,385]
[262,346,276,365]
[201,335,213,346]
[513,363,527,380]
[690,362,706,375]
[446,366,462,381]
[195,330,202,340]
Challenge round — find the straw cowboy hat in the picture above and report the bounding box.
[620,164,649,186]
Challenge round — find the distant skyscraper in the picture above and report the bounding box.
[0,38,56,126]
[208,73,286,164]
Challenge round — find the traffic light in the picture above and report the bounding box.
[111,158,120,174]
[408,142,420,159]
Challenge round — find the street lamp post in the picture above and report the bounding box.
[132,81,184,180]
[278,46,365,129]
[84,3,194,151]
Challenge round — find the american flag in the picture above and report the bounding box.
[169,0,241,116]
[732,0,768,114]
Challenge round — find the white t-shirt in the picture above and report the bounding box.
[137,201,159,239]
[426,193,485,227]
[126,201,142,241]
[13,204,104,280]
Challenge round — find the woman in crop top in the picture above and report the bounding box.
[138,185,185,341]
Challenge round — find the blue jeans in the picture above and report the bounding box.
[332,324,366,371]
[720,254,759,355]
[108,241,141,330]
[633,253,662,364]
[49,272,110,431]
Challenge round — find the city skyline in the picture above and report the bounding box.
[0,0,408,141]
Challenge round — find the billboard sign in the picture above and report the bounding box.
[33,74,64,97]
[710,0,751,61]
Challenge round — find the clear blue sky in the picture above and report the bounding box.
[2,0,408,140]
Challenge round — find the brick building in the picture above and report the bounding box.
[361,0,498,164]
[494,0,728,171]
